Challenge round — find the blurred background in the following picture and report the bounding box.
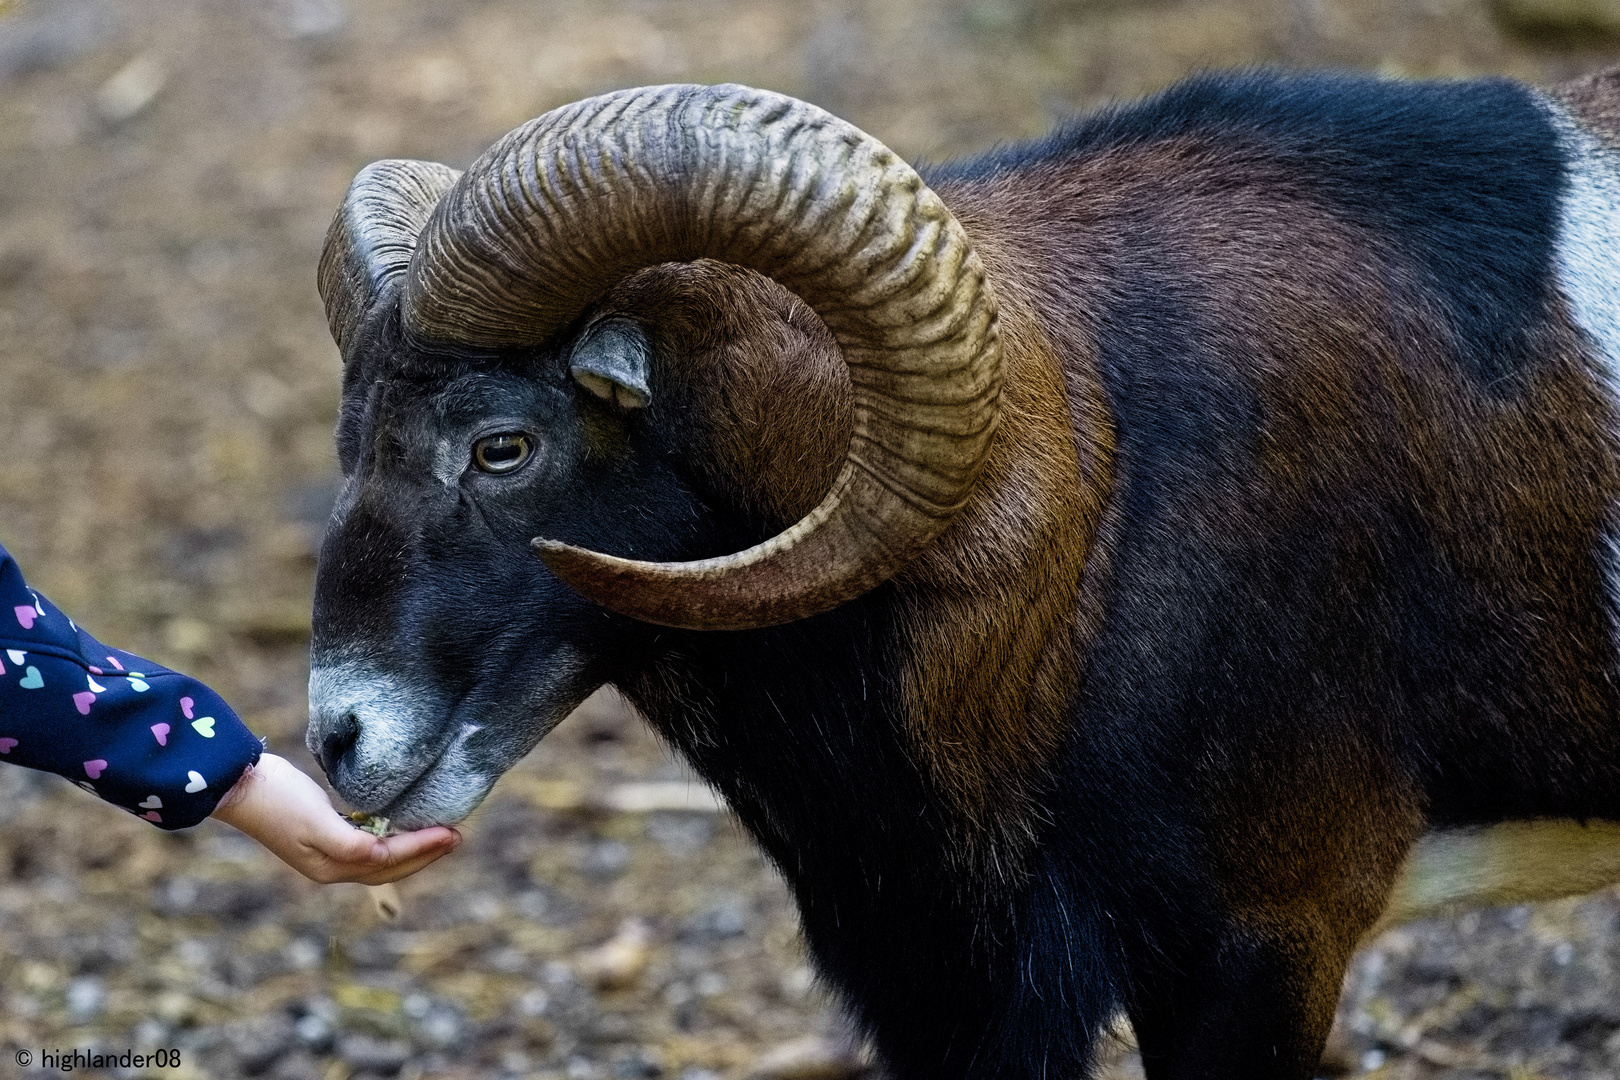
[3,0,1620,1077]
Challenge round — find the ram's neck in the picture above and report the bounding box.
[891,189,1113,878]
[625,252,1105,903]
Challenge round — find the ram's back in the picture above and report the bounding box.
[935,67,1620,841]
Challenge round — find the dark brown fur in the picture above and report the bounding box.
[595,260,1101,880]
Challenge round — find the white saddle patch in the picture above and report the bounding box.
[1544,97,1620,375]
[1373,818,1620,938]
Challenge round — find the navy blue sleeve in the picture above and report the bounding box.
[0,542,263,829]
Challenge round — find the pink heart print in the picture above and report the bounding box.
[0,737,16,753]
[72,692,96,715]
[151,723,170,746]
[105,655,124,671]
[83,759,107,779]
[180,696,194,720]
[142,811,162,822]
[13,605,35,629]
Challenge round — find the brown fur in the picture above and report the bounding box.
[596,112,1620,910]
[597,262,857,529]
[595,260,1101,883]
[560,91,1620,1067]
[890,266,1098,881]
[930,122,1620,992]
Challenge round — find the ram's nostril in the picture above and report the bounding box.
[317,712,361,776]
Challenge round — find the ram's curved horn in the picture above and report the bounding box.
[405,84,1002,630]
[319,159,462,355]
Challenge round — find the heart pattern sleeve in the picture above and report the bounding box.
[0,542,263,830]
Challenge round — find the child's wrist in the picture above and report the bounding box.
[212,756,268,822]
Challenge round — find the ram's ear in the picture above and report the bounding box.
[569,319,653,410]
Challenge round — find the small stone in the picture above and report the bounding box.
[270,1049,324,1080]
[65,976,106,1023]
[681,900,748,942]
[369,883,402,921]
[612,1046,663,1078]
[604,782,725,813]
[514,890,550,919]
[94,52,166,125]
[336,1033,411,1072]
[131,1018,170,1048]
[413,1004,465,1050]
[284,937,324,971]
[579,839,632,881]
[292,1011,332,1051]
[747,1034,867,1080]
[162,616,213,656]
[465,891,503,921]
[262,0,349,41]
[225,1015,295,1075]
[647,812,715,856]
[577,919,654,991]
[778,966,816,1001]
[153,990,199,1026]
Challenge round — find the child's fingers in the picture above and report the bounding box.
[306,824,461,884]
[349,839,459,885]
[215,754,464,884]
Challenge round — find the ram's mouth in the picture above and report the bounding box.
[369,721,493,829]
[309,648,595,829]
[307,660,466,816]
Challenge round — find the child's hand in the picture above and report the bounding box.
[211,753,460,884]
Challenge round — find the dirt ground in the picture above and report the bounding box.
[2,0,1620,1077]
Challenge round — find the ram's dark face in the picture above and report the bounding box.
[309,302,714,827]
[302,85,1001,827]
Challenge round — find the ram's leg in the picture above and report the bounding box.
[1127,913,1353,1080]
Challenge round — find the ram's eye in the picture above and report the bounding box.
[472,433,532,474]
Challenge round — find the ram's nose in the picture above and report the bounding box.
[306,662,452,811]
[307,704,362,779]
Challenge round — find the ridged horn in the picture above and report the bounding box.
[404,84,1003,631]
[319,159,461,355]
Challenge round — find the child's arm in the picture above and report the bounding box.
[0,541,457,884]
[212,753,459,885]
